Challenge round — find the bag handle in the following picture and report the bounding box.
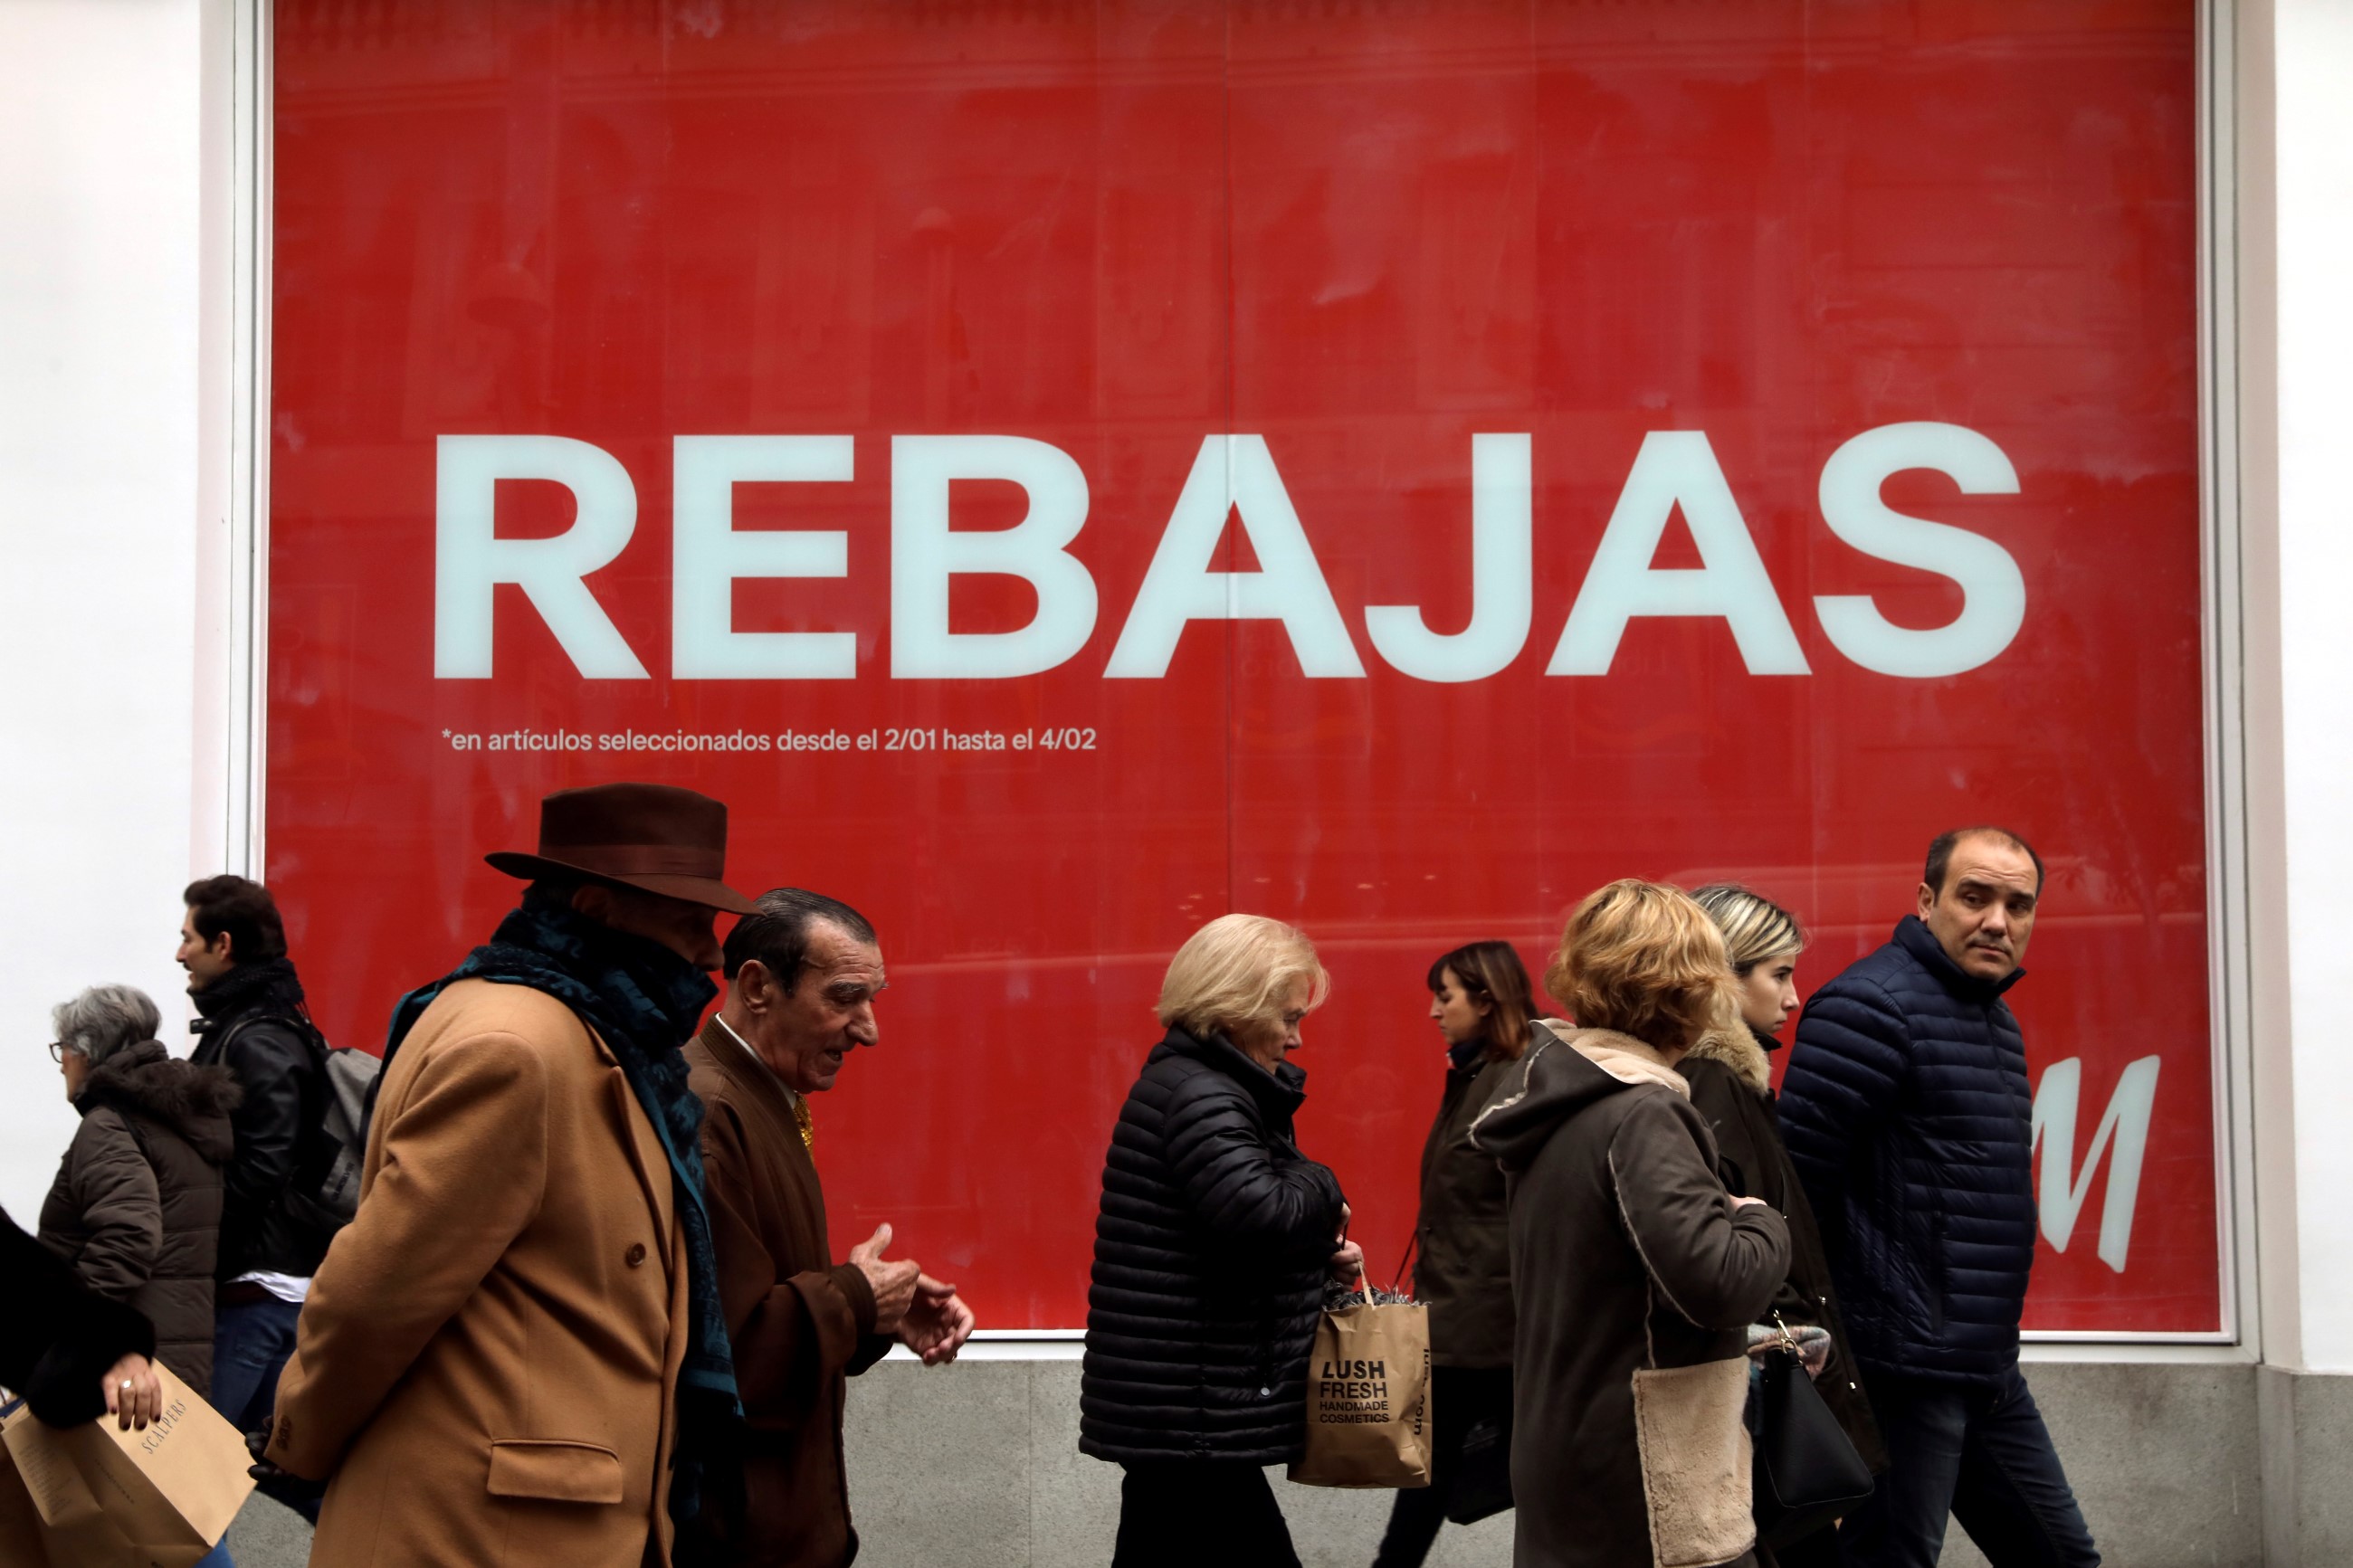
[1389,1230,1419,1297]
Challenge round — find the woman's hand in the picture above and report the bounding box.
[1328,1238,1365,1281]
[101,1353,161,1430]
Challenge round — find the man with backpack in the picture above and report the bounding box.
[180,874,331,1441]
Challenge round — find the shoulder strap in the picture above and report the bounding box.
[1390,1230,1419,1296]
[213,1008,326,1067]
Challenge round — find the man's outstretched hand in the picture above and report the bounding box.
[897,1274,976,1366]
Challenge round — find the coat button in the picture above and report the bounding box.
[625,1242,648,1268]
[1260,1387,1272,1397]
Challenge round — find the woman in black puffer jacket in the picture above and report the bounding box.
[1081,913,1362,1568]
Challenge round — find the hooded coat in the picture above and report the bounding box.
[37,1040,240,1398]
[1080,1025,1348,1465]
[1680,1024,1886,1476]
[1775,917,2035,1386]
[1472,1023,1789,1568]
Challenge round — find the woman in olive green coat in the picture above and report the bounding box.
[1371,940,1535,1568]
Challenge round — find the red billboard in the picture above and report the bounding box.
[268,0,2214,1334]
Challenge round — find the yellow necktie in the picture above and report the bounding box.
[789,1092,814,1153]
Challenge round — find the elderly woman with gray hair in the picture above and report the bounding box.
[37,984,241,1398]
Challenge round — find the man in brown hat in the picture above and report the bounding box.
[259,782,757,1568]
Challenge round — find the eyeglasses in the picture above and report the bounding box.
[47,1041,67,1063]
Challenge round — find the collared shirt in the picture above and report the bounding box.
[712,1013,814,1151]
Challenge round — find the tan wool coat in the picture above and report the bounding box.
[268,979,691,1568]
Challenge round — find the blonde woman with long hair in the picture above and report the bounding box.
[1685,885,1888,1564]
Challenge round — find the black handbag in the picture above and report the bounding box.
[1748,1320,1874,1548]
[1445,1397,1514,1525]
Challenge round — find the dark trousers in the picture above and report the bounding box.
[1114,1460,1300,1568]
[1371,1365,1512,1568]
[1839,1364,2098,1568]
[211,1293,301,1432]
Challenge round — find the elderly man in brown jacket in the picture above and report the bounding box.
[260,784,758,1568]
[681,888,975,1568]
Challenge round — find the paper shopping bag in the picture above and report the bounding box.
[1,1361,254,1568]
[1287,1280,1433,1488]
[0,1421,52,1568]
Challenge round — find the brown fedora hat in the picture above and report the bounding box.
[486,782,760,915]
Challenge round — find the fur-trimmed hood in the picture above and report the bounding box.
[1682,1017,1777,1096]
[75,1038,241,1161]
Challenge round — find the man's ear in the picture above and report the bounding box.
[735,958,774,1012]
[1915,881,1938,921]
[213,929,235,964]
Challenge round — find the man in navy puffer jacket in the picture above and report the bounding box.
[1779,828,2099,1568]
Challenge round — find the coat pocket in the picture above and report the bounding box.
[486,1439,626,1505]
[1629,1359,1757,1568]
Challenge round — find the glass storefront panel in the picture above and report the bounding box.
[269,0,2209,1333]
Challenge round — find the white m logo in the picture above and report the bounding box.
[2030,1055,2161,1274]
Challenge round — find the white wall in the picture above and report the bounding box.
[2255,0,2353,1375]
[0,0,212,1224]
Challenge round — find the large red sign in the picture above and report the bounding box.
[269,1,2213,1334]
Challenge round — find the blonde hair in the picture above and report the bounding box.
[1544,879,1737,1050]
[1158,914,1330,1043]
[1690,884,1805,976]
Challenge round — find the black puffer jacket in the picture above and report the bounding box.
[39,1041,240,1397]
[188,956,327,1278]
[1,1205,155,1427]
[1081,1026,1348,1464]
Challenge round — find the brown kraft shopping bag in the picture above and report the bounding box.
[0,1417,51,1568]
[1,1361,254,1568]
[1288,1278,1433,1488]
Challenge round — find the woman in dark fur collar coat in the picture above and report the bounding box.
[1686,886,1887,1565]
[37,984,241,1398]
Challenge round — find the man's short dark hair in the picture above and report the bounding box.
[723,889,876,991]
[183,874,288,965]
[1923,828,2044,897]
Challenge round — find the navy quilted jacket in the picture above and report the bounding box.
[1777,916,2035,1386]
